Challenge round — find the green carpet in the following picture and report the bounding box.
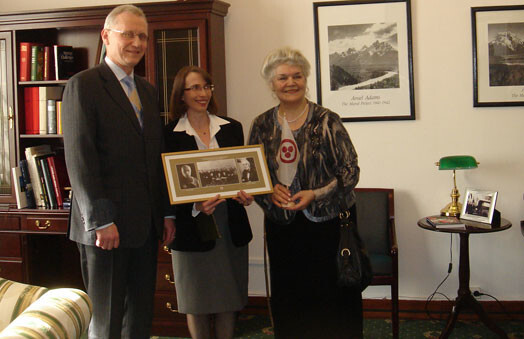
[152,314,524,338]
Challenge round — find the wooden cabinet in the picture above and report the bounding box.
[0,1,229,336]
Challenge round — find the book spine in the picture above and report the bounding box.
[23,87,33,134]
[43,46,50,81]
[53,45,59,80]
[47,156,63,207]
[19,159,36,208]
[39,157,57,209]
[38,87,47,135]
[12,167,28,209]
[30,45,43,81]
[54,45,75,80]
[56,101,62,134]
[31,87,40,134]
[25,152,44,207]
[34,156,50,209]
[47,99,57,134]
[19,42,31,82]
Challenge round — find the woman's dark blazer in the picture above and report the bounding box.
[164,116,253,252]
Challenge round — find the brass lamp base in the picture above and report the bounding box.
[441,201,463,217]
[441,184,462,217]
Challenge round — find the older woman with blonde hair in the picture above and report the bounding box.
[248,47,362,338]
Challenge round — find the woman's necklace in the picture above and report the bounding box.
[279,102,308,123]
[188,112,210,135]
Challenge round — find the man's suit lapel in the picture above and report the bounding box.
[98,61,143,134]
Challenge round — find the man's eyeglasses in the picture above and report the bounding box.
[184,84,215,92]
[108,28,149,42]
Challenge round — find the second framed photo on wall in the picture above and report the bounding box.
[472,5,524,107]
[313,0,415,122]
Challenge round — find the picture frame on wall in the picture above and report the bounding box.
[313,0,415,122]
[472,5,524,107]
[460,188,498,224]
[162,145,273,205]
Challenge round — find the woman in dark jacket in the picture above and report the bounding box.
[165,66,253,339]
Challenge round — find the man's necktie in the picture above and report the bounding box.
[122,75,143,128]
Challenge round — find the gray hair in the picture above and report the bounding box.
[260,47,311,84]
[104,5,146,29]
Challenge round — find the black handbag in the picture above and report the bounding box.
[337,206,373,291]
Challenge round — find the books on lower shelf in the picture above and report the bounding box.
[426,216,465,229]
[23,86,63,135]
[24,145,67,209]
[39,86,63,134]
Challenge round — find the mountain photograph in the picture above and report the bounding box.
[328,22,400,91]
[487,22,524,86]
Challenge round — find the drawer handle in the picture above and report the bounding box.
[35,220,52,230]
[164,274,175,284]
[166,302,178,313]
[163,246,171,254]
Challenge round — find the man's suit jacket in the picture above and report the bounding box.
[164,117,252,252]
[62,61,166,247]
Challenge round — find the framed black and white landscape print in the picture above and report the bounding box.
[313,0,415,122]
[472,5,524,107]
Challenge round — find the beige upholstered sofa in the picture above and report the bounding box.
[0,277,92,339]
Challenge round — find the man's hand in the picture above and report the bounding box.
[95,224,120,250]
[162,218,176,247]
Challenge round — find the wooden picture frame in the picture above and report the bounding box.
[313,0,415,122]
[472,5,524,107]
[460,188,498,224]
[162,145,273,205]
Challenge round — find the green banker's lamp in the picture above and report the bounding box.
[436,155,479,217]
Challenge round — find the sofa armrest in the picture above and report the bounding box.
[0,288,92,339]
[0,278,48,331]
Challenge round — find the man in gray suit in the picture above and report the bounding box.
[62,5,175,338]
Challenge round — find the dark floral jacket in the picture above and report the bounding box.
[248,101,359,224]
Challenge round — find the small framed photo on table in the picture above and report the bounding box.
[460,188,498,224]
[162,145,273,205]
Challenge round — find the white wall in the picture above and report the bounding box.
[4,0,523,301]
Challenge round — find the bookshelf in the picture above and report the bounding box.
[0,1,229,336]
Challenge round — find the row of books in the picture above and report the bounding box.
[19,43,75,82]
[12,145,69,209]
[23,86,63,135]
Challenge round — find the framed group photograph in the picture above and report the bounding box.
[460,188,498,224]
[162,145,273,205]
[313,0,415,122]
[472,5,524,107]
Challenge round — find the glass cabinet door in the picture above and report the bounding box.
[0,32,15,200]
[147,21,206,124]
